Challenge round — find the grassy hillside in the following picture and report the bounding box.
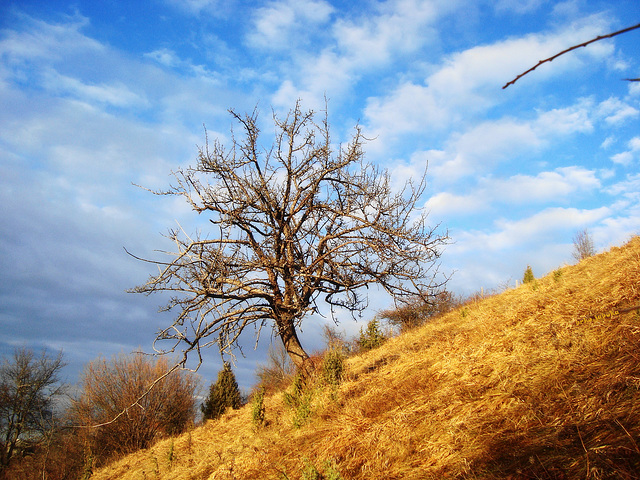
[91,236,640,479]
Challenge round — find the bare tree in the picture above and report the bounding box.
[130,101,447,373]
[572,228,596,262]
[0,347,65,471]
[503,22,640,89]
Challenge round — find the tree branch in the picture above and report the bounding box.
[503,22,640,89]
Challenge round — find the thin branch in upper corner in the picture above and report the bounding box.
[503,22,640,89]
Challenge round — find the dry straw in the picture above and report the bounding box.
[91,236,640,479]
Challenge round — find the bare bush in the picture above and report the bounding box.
[255,343,295,395]
[573,228,596,262]
[379,290,458,333]
[70,353,198,467]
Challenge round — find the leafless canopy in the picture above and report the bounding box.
[130,101,447,371]
[572,228,596,263]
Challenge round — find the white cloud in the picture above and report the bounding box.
[607,173,640,200]
[144,48,181,68]
[424,166,600,218]
[0,13,105,90]
[363,16,614,141]
[610,136,640,166]
[246,0,334,50]
[164,0,224,15]
[268,0,461,117]
[333,0,458,68]
[41,70,148,108]
[395,94,608,185]
[611,151,634,166]
[271,51,354,111]
[596,97,640,125]
[425,192,483,217]
[600,135,615,149]
[451,206,611,254]
[535,98,595,135]
[364,82,450,138]
[494,0,546,14]
[487,167,600,202]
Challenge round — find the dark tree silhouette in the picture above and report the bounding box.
[0,348,65,471]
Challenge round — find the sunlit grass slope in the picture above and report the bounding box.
[92,236,640,479]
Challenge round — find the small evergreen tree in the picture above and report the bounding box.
[357,318,386,351]
[201,362,242,421]
[522,265,535,284]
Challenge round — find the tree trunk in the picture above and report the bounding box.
[277,317,311,375]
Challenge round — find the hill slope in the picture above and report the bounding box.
[91,236,640,479]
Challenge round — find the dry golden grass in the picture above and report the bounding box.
[91,236,640,479]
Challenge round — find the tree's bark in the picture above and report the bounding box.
[276,316,310,375]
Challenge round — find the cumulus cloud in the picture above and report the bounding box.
[333,0,459,68]
[267,0,461,115]
[363,15,614,141]
[246,0,334,50]
[597,97,640,124]
[610,136,640,166]
[607,173,640,201]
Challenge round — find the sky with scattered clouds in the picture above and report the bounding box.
[1,0,639,390]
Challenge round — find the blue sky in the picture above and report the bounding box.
[1,0,639,391]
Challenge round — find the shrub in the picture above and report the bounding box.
[572,228,595,262]
[523,265,535,284]
[322,349,344,388]
[357,318,386,351]
[379,290,458,332]
[255,343,295,394]
[322,324,350,354]
[553,268,563,282]
[251,387,266,429]
[202,362,242,421]
[284,373,312,428]
[71,353,198,466]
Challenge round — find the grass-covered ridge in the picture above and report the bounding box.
[91,236,640,479]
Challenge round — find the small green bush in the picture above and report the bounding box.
[300,459,343,480]
[284,374,312,428]
[523,265,535,284]
[251,387,266,428]
[357,318,385,351]
[553,268,563,282]
[322,349,344,388]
